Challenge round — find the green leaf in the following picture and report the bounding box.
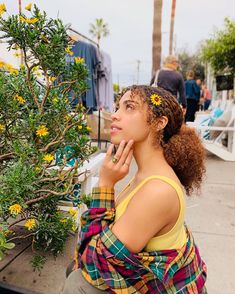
[3,242,16,250]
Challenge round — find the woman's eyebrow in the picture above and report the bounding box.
[122,100,139,105]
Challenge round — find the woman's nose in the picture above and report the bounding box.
[111,109,120,121]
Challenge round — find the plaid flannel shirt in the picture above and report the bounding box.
[74,187,207,293]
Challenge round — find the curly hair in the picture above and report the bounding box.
[118,85,206,196]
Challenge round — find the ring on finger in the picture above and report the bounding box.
[112,157,118,164]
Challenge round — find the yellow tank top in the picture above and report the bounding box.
[115,175,187,251]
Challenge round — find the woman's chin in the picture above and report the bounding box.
[110,138,122,145]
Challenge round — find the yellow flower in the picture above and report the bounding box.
[150,94,162,106]
[14,94,26,104]
[24,219,36,230]
[74,57,84,64]
[52,97,59,104]
[49,76,56,82]
[60,219,67,223]
[25,3,32,11]
[86,126,92,132]
[20,64,26,70]
[65,47,74,56]
[78,125,83,130]
[9,204,22,215]
[34,166,41,173]
[0,123,4,132]
[36,125,49,137]
[5,63,13,71]
[13,52,22,58]
[10,68,19,75]
[43,154,54,162]
[0,3,6,17]
[19,15,38,24]
[0,60,5,67]
[64,114,71,121]
[69,208,78,218]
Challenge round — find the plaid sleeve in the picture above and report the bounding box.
[91,187,115,209]
[79,226,146,291]
[75,187,116,263]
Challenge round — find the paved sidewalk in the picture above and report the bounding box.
[1,152,234,293]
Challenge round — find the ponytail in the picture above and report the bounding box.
[163,125,206,196]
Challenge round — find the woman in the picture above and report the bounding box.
[63,85,207,293]
[185,70,201,122]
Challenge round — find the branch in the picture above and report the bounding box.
[8,232,36,242]
[9,218,27,228]
[26,164,77,205]
[23,49,41,111]
[0,152,14,162]
[26,188,74,205]
[39,121,79,152]
[40,71,51,112]
[51,80,77,90]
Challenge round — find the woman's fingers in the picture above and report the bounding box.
[122,148,133,168]
[115,140,134,167]
[111,140,126,163]
[105,144,114,162]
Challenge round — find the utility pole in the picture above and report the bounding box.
[136,59,141,84]
[169,0,176,55]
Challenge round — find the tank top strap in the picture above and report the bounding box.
[116,175,183,208]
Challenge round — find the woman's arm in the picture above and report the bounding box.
[111,179,180,253]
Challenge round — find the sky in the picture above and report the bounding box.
[1,0,235,86]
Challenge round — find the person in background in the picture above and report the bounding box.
[185,70,201,122]
[150,55,187,114]
[63,85,207,293]
[203,84,212,110]
[196,79,204,111]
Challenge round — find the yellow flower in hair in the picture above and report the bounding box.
[150,94,162,106]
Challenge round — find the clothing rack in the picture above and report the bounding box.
[68,27,102,148]
[68,27,99,47]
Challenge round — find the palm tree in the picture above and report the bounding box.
[152,0,163,76]
[89,18,110,47]
[169,0,176,55]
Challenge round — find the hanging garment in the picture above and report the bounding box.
[66,41,100,109]
[97,50,114,112]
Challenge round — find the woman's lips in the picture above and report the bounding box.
[110,125,122,135]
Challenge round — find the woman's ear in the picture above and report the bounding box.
[156,116,168,130]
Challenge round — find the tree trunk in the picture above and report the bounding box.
[152,0,163,76]
[169,0,176,55]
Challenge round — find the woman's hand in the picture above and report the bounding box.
[98,140,134,187]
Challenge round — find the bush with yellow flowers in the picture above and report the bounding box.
[0,4,94,261]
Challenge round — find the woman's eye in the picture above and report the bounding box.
[126,104,134,110]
